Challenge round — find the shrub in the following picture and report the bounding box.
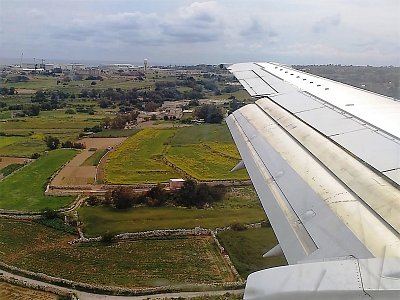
[101,231,115,244]
[231,223,247,231]
[65,108,76,114]
[86,195,101,206]
[31,152,40,159]
[42,208,59,219]
[61,140,85,149]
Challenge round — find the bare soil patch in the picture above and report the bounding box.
[0,157,30,169]
[15,88,36,95]
[80,137,126,149]
[51,137,126,186]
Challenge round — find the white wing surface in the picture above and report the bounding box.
[226,62,400,300]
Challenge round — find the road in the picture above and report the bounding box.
[0,268,243,300]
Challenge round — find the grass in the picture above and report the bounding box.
[0,109,110,156]
[82,149,107,166]
[105,128,180,183]
[79,187,264,236]
[218,227,287,279]
[79,206,265,236]
[0,111,11,119]
[0,219,233,288]
[169,124,234,145]
[0,149,76,211]
[104,125,248,183]
[166,144,247,181]
[0,136,25,147]
[166,125,248,181]
[0,137,46,157]
[1,75,155,94]
[0,281,58,300]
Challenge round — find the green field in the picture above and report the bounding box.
[0,149,76,211]
[82,149,107,166]
[79,187,264,236]
[169,124,234,145]
[0,219,233,288]
[1,75,155,93]
[166,144,247,181]
[105,128,180,183]
[0,136,46,157]
[218,227,287,278]
[104,125,248,183]
[0,109,111,156]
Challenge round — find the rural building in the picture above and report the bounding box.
[169,178,185,190]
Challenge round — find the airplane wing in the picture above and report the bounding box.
[226,62,400,299]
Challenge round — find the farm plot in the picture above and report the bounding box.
[166,144,247,181]
[0,149,76,211]
[51,137,125,186]
[218,227,287,278]
[0,136,46,157]
[103,125,248,184]
[0,281,58,300]
[165,125,248,181]
[79,187,264,236]
[0,219,234,288]
[0,156,29,169]
[0,110,109,157]
[105,128,180,184]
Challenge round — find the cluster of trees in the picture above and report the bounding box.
[194,104,224,123]
[30,90,70,113]
[44,136,85,150]
[5,75,29,83]
[87,180,227,209]
[101,111,139,129]
[0,87,16,95]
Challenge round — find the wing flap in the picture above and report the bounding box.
[227,104,386,263]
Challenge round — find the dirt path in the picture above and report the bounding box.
[0,268,244,300]
[51,138,126,187]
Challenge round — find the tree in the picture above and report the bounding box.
[146,184,168,206]
[176,180,198,207]
[112,187,134,209]
[101,231,115,244]
[195,104,224,123]
[144,101,158,112]
[44,136,60,150]
[42,208,58,219]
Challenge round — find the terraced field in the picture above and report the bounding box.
[0,219,234,288]
[104,125,248,183]
[0,281,58,300]
[105,128,180,183]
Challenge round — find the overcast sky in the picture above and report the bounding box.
[0,0,399,65]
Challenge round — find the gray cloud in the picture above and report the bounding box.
[0,1,398,65]
[240,20,277,41]
[313,14,341,34]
